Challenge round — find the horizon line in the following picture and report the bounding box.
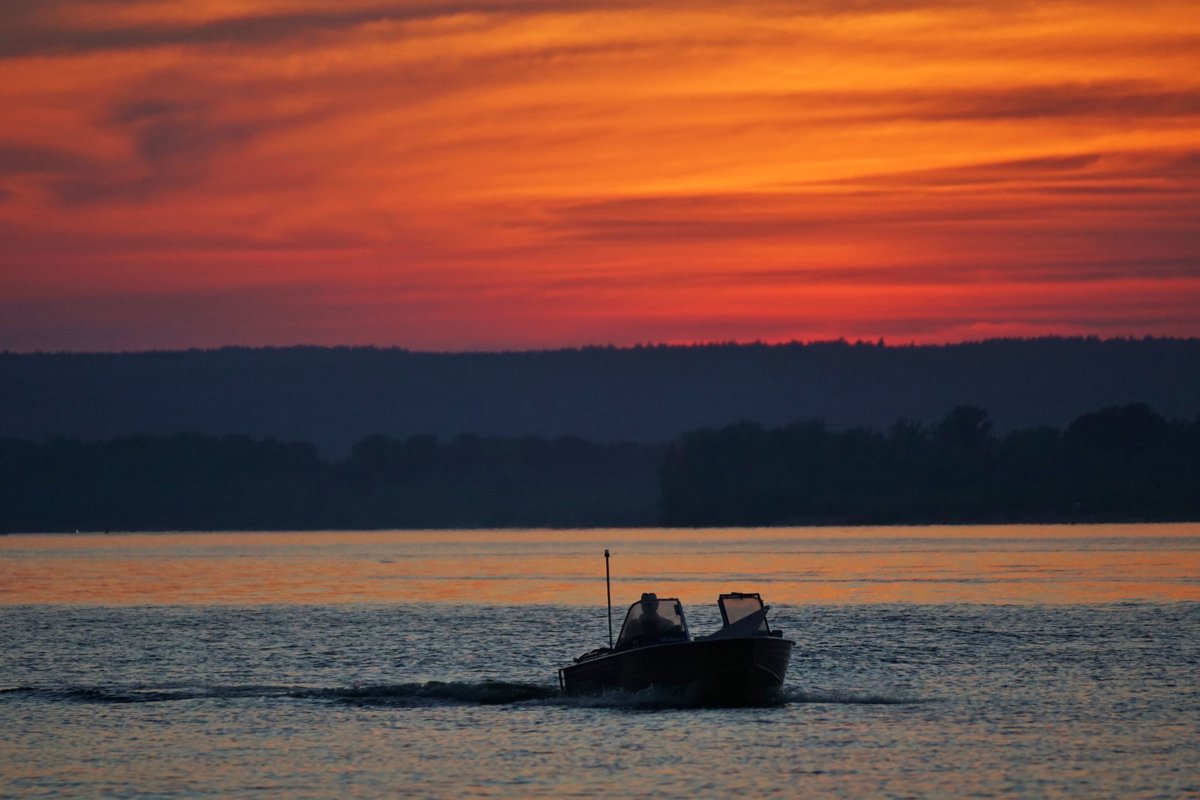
[3,334,1199,358]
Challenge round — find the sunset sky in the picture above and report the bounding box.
[2,0,1198,351]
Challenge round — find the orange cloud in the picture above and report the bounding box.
[0,0,1197,350]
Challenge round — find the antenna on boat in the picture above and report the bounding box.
[605,549,613,649]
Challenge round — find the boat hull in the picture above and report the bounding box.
[560,636,794,701]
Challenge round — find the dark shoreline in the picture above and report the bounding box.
[7,519,1200,537]
[4,402,1198,534]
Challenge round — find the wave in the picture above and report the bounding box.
[0,682,919,708]
[784,688,922,705]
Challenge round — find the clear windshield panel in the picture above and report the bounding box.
[616,596,688,648]
[719,593,766,630]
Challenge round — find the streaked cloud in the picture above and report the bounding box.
[0,0,1197,350]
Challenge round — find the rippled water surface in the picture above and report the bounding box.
[2,525,1199,797]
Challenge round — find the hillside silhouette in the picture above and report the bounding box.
[2,338,1198,456]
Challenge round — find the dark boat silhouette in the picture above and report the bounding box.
[559,590,794,701]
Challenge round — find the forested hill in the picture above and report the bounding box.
[2,338,1198,456]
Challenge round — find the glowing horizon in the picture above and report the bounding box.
[5,526,1200,605]
[2,0,1198,352]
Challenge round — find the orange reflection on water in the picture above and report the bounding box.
[1,525,1197,606]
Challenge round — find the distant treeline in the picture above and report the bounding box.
[662,404,1200,525]
[2,403,1197,532]
[0,435,663,532]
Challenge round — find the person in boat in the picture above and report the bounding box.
[617,592,687,649]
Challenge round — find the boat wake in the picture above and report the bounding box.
[294,681,561,706]
[1,682,919,708]
[0,681,558,707]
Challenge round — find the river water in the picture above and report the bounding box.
[2,525,1198,797]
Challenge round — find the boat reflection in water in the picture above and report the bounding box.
[559,591,794,703]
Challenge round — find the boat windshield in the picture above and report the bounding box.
[719,593,769,633]
[616,593,688,649]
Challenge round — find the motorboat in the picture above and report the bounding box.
[558,590,794,701]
